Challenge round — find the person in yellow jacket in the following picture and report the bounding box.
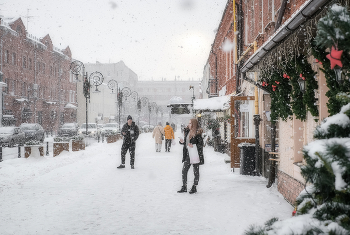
[164,122,175,152]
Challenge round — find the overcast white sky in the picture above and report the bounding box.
[1,0,228,81]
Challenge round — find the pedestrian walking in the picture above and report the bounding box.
[117,115,140,169]
[164,122,175,152]
[177,118,204,194]
[152,122,165,152]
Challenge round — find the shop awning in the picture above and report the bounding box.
[193,95,230,112]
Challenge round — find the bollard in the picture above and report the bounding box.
[46,142,49,156]
[0,146,2,162]
[18,146,21,158]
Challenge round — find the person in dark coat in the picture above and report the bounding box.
[177,118,204,194]
[117,115,140,169]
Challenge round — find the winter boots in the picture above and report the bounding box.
[131,165,134,169]
[177,185,187,193]
[189,185,197,194]
[117,164,125,169]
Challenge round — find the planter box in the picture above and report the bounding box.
[72,140,85,151]
[24,145,44,158]
[107,135,117,143]
[53,142,69,157]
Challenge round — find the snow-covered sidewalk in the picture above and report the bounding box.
[0,132,292,235]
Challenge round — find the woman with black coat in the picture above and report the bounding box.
[177,118,204,194]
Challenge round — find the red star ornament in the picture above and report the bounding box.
[326,46,343,69]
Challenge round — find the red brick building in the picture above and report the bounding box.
[0,17,77,134]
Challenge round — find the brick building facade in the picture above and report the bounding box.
[0,17,76,134]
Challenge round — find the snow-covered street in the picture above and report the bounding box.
[0,131,292,235]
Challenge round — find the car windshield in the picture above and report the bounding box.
[81,124,96,129]
[20,125,36,130]
[62,124,75,128]
[104,124,118,128]
[0,127,15,134]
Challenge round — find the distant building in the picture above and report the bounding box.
[0,16,76,133]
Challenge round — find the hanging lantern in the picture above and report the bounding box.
[334,67,344,85]
[297,77,305,93]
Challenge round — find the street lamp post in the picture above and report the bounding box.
[130,91,139,125]
[189,85,195,114]
[70,60,103,136]
[140,97,149,127]
[151,102,157,125]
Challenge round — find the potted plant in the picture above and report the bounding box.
[53,136,70,157]
[106,130,118,143]
[24,140,44,158]
[71,135,85,151]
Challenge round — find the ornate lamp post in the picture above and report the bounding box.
[70,60,103,136]
[130,91,139,125]
[140,97,149,126]
[151,102,157,125]
[117,87,131,127]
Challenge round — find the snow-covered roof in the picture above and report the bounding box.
[193,95,230,111]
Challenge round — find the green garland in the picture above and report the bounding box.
[296,54,319,120]
[284,59,307,121]
[260,67,292,123]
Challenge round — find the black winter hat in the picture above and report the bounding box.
[127,115,132,120]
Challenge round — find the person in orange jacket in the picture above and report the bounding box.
[164,122,175,152]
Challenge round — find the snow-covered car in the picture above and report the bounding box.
[102,123,119,137]
[58,123,79,137]
[78,123,99,138]
[19,123,45,143]
[0,126,25,147]
[141,125,154,133]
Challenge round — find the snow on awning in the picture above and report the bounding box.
[15,98,28,102]
[64,103,77,109]
[193,96,230,111]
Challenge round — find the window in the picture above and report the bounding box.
[4,50,9,63]
[12,53,16,65]
[16,26,22,34]
[23,56,27,68]
[4,78,8,93]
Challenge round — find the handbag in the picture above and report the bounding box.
[188,144,200,164]
[158,127,164,140]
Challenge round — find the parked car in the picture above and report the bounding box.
[102,123,119,136]
[141,125,154,133]
[78,123,100,138]
[0,126,25,147]
[19,123,45,143]
[58,123,79,137]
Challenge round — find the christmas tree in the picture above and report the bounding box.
[244,4,350,235]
